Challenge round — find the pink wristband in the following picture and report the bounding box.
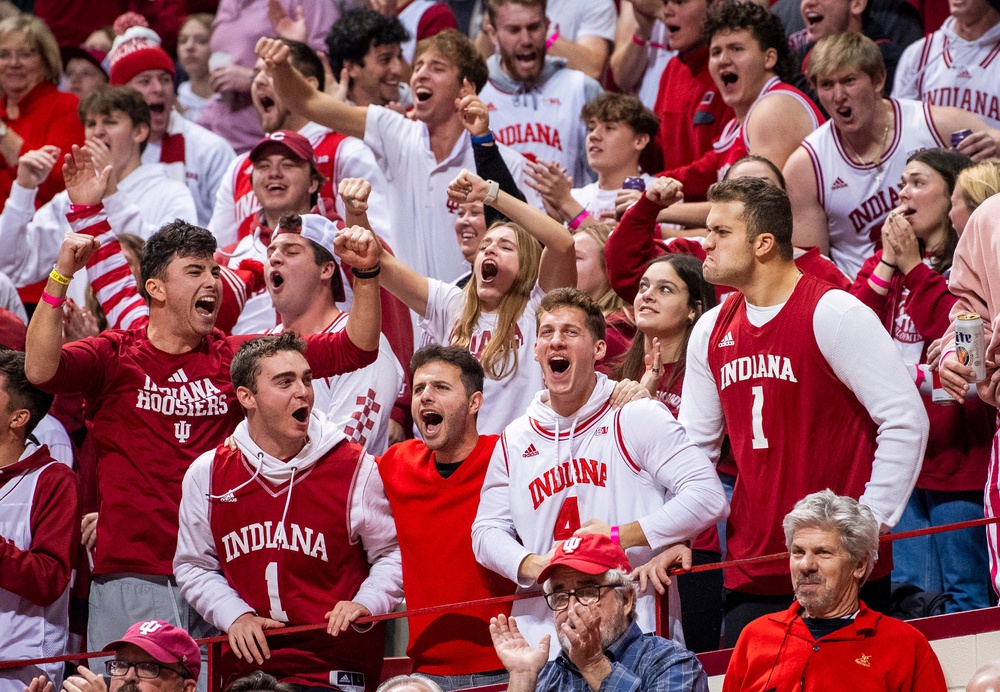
[631,33,649,47]
[610,526,620,545]
[868,272,890,290]
[546,31,560,50]
[40,291,66,309]
[568,209,590,230]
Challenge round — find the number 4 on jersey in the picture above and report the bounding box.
[553,496,581,540]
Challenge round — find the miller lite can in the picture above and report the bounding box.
[951,129,974,148]
[622,176,646,192]
[956,313,986,382]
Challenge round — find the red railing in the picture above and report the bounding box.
[2,516,998,688]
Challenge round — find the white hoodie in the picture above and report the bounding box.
[174,409,402,631]
[472,373,728,653]
[893,15,1000,128]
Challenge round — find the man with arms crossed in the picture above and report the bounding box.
[472,286,728,653]
[175,326,401,690]
[675,175,927,645]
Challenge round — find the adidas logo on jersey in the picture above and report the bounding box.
[957,69,973,79]
[718,332,735,348]
[523,444,540,458]
[167,369,189,383]
[831,177,848,191]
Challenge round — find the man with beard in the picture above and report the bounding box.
[724,491,946,690]
[489,534,708,692]
[478,0,603,187]
[376,345,515,691]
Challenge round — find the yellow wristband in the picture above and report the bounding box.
[49,266,71,285]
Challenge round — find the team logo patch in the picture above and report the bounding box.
[855,653,872,668]
[522,444,540,458]
[174,420,191,443]
[831,177,848,191]
[718,331,735,348]
[138,620,164,636]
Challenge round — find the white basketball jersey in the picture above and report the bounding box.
[497,401,682,653]
[398,0,439,63]
[903,18,1000,128]
[480,68,592,184]
[0,462,70,689]
[801,98,944,279]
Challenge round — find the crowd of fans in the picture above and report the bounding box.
[2,0,1000,690]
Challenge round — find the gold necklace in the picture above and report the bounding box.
[841,100,892,183]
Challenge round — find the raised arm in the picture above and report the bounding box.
[338,178,430,316]
[459,92,527,226]
[334,225,382,354]
[256,37,368,140]
[609,1,659,94]
[784,146,831,255]
[449,168,576,292]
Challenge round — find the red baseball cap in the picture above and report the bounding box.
[102,620,201,680]
[249,130,316,165]
[537,534,632,584]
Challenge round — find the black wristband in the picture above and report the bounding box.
[352,261,381,279]
[879,258,898,269]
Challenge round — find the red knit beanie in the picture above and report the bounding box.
[108,12,175,86]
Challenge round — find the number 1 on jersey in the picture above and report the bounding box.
[265,561,289,622]
[553,496,581,540]
[751,385,769,449]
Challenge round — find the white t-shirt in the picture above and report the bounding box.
[546,0,617,42]
[420,279,545,434]
[364,105,541,282]
[570,173,657,220]
[177,82,210,126]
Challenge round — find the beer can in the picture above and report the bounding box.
[930,367,955,406]
[956,313,987,382]
[951,129,974,147]
[622,176,646,192]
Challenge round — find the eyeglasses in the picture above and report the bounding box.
[106,660,187,679]
[543,584,616,611]
[0,48,38,62]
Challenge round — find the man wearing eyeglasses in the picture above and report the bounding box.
[23,620,199,692]
[489,534,708,692]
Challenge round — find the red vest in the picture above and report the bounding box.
[232,131,349,240]
[708,276,886,593]
[209,442,384,689]
[377,436,514,675]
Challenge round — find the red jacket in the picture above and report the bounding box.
[724,601,947,691]
[850,251,992,491]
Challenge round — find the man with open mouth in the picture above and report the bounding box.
[473,287,727,657]
[479,0,603,190]
[255,29,540,285]
[23,154,383,675]
[108,13,236,226]
[785,31,1000,280]
[175,330,401,691]
[376,345,516,691]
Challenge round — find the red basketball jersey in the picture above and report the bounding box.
[707,275,881,593]
[209,443,384,690]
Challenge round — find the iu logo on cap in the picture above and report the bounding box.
[138,621,165,636]
[563,536,582,553]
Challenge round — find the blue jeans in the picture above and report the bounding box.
[418,670,509,691]
[892,488,992,612]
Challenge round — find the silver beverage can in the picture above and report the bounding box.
[951,129,973,147]
[622,176,646,191]
[956,313,986,381]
